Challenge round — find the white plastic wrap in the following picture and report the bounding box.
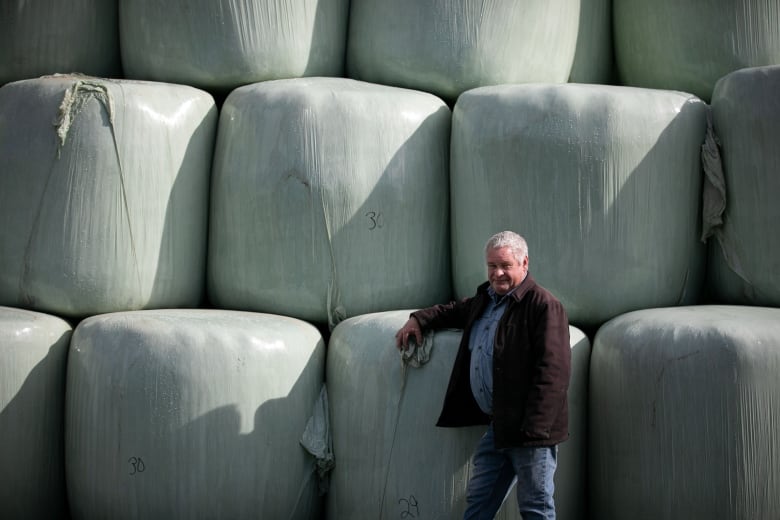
[208,78,451,328]
[346,0,580,101]
[556,327,590,520]
[590,306,780,519]
[120,0,349,91]
[568,0,613,84]
[326,310,589,519]
[0,76,217,317]
[0,306,71,519]
[706,65,780,306]
[65,309,325,519]
[450,84,707,329]
[0,0,120,86]
[614,0,780,101]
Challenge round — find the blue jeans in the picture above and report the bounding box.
[464,423,557,520]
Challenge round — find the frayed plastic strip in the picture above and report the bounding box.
[55,79,115,153]
[300,384,334,496]
[700,109,752,289]
[700,110,725,242]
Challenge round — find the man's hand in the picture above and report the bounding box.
[395,316,422,350]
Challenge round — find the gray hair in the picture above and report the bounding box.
[485,231,528,263]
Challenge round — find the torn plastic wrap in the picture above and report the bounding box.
[65,309,325,520]
[120,0,349,92]
[0,0,120,86]
[346,0,580,101]
[325,310,590,520]
[208,78,451,328]
[399,329,434,369]
[300,384,334,495]
[0,75,217,318]
[590,306,780,520]
[0,306,71,519]
[450,84,707,330]
[706,65,780,306]
[615,0,780,102]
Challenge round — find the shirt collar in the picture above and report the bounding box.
[487,285,518,304]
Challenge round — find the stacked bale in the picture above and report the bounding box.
[65,309,325,519]
[209,77,451,328]
[120,0,349,92]
[568,0,613,84]
[556,326,591,520]
[590,306,780,519]
[0,306,71,518]
[615,0,780,101]
[450,83,707,329]
[0,0,121,86]
[326,310,590,519]
[705,65,780,306]
[346,0,581,101]
[0,76,217,318]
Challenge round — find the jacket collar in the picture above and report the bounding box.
[478,273,536,302]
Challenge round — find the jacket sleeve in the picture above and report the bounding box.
[411,297,473,331]
[520,298,571,439]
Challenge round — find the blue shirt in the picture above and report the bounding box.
[468,286,515,415]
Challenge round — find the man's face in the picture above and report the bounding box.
[486,246,528,295]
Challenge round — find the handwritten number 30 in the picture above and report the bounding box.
[365,211,383,230]
[128,457,145,475]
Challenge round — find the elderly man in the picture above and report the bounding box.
[395,230,570,520]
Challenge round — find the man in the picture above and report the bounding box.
[395,231,570,520]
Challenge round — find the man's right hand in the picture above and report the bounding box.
[395,316,422,351]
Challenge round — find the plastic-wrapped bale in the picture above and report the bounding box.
[120,0,349,92]
[0,76,217,318]
[450,84,707,329]
[614,0,780,102]
[346,0,580,101]
[326,310,590,519]
[65,309,325,519]
[0,0,120,86]
[590,306,780,519]
[555,326,590,520]
[209,78,451,328]
[567,0,613,84]
[704,66,780,306]
[0,306,71,519]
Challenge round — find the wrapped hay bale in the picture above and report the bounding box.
[346,0,580,101]
[208,78,451,327]
[614,0,780,101]
[65,309,325,519]
[590,306,780,519]
[326,310,589,519]
[0,76,217,318]
[120,0,349,92]
[0,306,71,518]
[568,0,613,84]
[705,65,780,306]
[0,0,120,86]
[555,326,590,520]
[450,84,707,329]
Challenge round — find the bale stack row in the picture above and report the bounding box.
[1,1,779,519]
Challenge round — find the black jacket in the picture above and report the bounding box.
[411,274,571,448]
